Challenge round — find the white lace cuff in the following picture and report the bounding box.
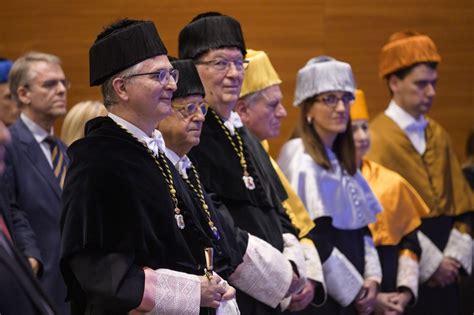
[417,231,444,283]
[146,269,201,315]
[396,254,419,300]
[444,228,473,275]
[283,233,307,281]
[216,280,240,315]
[229,234,293,308]
[363,236,382,284]
[323,247,363,307]
[300,239,326,306]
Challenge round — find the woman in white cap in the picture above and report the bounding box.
[279,56,382,315]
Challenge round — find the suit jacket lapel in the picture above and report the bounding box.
[16,120,61,199]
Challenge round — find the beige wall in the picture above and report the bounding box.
[1,0,472,160]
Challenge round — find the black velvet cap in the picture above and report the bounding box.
[171,59,205,99]
[89,19,168,86]
[178,13,246,60]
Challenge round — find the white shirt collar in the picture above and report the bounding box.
[384,100,427,131]
[20,112,53,144]
[223,111,243,136]
[384,100,428,154]
[164,148,192,178]
[108,112,166,155]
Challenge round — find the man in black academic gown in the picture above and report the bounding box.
[60,19,235,315]
[159,58,308,313]
[178,13,309,314]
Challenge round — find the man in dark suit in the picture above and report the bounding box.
[0,92,56,314]
[5,51,70,314]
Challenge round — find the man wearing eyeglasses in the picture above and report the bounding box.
[5,51,70,314]
[60,19,238,315]
[179,12,307,314]
[235,49,326,313]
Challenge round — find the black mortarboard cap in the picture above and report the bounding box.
[178,13,246,60]
[89,19,167,86]
[171,59,205,99]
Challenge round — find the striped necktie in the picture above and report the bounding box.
[44,136,67,189]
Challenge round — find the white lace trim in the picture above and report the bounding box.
[229,234,293,308]
[216,280,240,315]
[283,233,306,292]
[145,269,200,315]
[444,228,473,275]
[323,247,363,306]
[363,236,382,284]
[397,255,419,300]
[300,240,327,306]
[417,231,444,283]
[301,240,325,284]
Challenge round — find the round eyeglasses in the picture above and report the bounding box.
[172,101,209,118]
[124,68,179,86]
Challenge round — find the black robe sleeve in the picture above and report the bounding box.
[68,251,144,312]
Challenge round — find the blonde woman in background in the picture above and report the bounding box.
[61,100,107,146]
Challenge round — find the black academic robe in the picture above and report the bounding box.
[301,217,366,315]
[60,117,237,315]
[406,216,462,315]
[188,111,296,315]
[376,230,421,294]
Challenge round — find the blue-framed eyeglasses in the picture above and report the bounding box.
[172,101,208,118]
[124,68,179,85]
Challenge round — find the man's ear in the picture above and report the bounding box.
[234,100,249,123]
[112,77,129,102]
[17,86,31,105]
[388,75,401,95]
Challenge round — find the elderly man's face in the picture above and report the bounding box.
[159,95,205,156]
[123,55,177,124]
[21,61,68,121]
[237,84,286,141]
[195,47,245,109]
[0,83,18,126]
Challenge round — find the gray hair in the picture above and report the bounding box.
[239,89,265,107]
[101,62,143,107]
[9,51,62,103]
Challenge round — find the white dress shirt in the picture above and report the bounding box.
[21,113,54,168]
[384,100,428,155]
[164,148,192,179]
[223,111,244,136]
[108,113,166,156]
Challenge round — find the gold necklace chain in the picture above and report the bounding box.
[183,165,221,240]
[114,121,185,229]
[210,109,255,190]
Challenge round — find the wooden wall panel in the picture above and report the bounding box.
[0,0,472,161]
